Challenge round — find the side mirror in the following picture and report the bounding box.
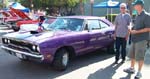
[88,26,92,32]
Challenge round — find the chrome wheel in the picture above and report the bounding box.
[62,52,69,66]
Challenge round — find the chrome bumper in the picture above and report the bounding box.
[1,46,43,59]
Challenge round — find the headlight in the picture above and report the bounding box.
[7,39,10,43]
[4,38,8,43]
[2,38,10,44]
[32,45,40,52]
[32,45,36,50]
[37,46,40,52]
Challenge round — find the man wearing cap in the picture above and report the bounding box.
[123,0,150,78]
[114,3,131,64]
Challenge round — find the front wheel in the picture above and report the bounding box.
[18,55,29,61]
[52,48,69,71]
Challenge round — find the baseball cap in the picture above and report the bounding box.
[132,0,144,6]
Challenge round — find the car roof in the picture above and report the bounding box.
[56,15,113,26]
[57,16,102,20]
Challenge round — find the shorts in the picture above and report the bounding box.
[129,40,147,61]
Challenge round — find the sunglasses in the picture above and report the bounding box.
[120,7,126,9]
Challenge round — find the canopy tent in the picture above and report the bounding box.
[93,0,120,8]
[93,0,120,22]
[11,2,30,13]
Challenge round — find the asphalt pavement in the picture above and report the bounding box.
[0,25,150,79]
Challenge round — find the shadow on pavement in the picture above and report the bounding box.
[0,49,114,79]
[88,62,123,79]
[119,74,132,79]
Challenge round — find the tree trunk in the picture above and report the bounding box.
[126,0,133,16]
[80,0,84,15]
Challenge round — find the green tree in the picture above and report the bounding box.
[19,0,87,15]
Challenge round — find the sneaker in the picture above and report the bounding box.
[123,67,135,73]
[114,60,118,64]
[135,72,142,79]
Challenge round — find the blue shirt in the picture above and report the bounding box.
[114,13,131,38]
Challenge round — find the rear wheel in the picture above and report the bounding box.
[52,48,69,71]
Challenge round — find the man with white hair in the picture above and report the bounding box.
[114,3,131,64]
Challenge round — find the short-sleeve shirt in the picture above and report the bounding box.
[131,10,150,43]
[114,13,131,38]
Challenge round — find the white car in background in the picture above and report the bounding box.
[20,16,56,31]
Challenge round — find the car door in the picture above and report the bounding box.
[98,20,114,47]
[86,19,105,49]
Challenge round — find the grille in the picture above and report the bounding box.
[10,40,33,50]
[7,39,40,55]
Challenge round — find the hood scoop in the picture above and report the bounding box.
[30,31,39,34]
[30,26,43,34]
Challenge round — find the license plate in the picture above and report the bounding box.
[16,53,23,58]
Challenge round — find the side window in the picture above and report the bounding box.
[99,21,109,29]
[87,20,100,30]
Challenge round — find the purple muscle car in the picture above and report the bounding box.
[1,16,115,70]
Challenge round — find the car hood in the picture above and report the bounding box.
[10,7,31,20]
[5,17,21,22]
[16,20,39,27]
[3,30,72,44]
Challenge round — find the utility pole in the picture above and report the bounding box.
[90,0,94,16]
[2,0,6,8]
[126,0,133,16]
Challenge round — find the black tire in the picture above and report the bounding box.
[52,48,69,71]
[18,55,29,61]
[19,58,28,61]
[12,26,20,31]
[107,42,116,54]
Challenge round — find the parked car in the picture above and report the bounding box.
[1,16,115,70]
[10,7,45,31]
[0,10,21,26]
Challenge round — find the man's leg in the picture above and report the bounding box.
[138,60,144,72]
[134,60,144,78]
[123,43,135,73]
[121,38,127,63]
[135,40,147,72]
[115,37,121,63]
[131,58,135,68]
[135,40,147,78]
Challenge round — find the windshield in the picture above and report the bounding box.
[46,18,83,31]
[44,18,56,24]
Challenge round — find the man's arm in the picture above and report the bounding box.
[125,15,132,40]
[130,28,150,34]
[114,16,118,40]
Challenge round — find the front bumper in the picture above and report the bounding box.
[1,45,44,60]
